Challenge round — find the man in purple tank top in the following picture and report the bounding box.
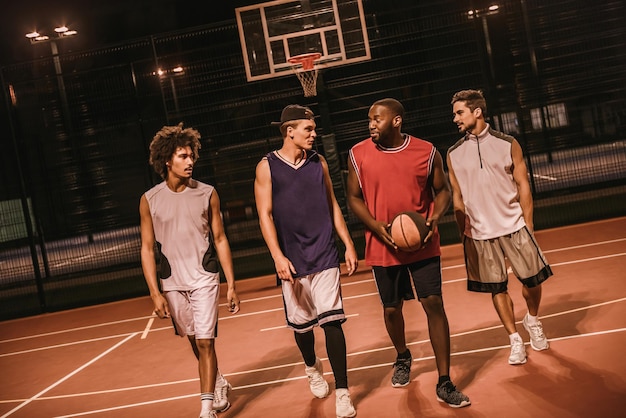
[254,105,359,418]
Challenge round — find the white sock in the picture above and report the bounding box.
[216,371,226,386]
[526,313,538,325]
[200,393,214,414]
[509,332,522,344]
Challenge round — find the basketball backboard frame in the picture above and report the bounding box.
[236,0,371,82]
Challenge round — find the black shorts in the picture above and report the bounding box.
[372,256,442,307]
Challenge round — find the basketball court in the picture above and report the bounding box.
[1,2,624,418]
[1,217,625,418]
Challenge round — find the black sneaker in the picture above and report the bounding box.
[436,380,471,408]
[391,354,412,387]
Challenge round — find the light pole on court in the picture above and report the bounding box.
[154,65,185,123]
[26,26,78,133]
[21,25,80,307]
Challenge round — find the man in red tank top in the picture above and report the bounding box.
[347,98,470,408]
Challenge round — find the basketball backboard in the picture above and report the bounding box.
[236,0,371,81]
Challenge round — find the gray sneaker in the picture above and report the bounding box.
[523,314,549,351]
[508,335,527,365]
[305,358,330,398]
[436,380,471,408]
[391,353,412,387]
[213,378,231,412]
[335,388,357,418]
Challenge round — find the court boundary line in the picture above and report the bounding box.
[3,296,623,407]
[28,326,626,418]
[0,333,138,418]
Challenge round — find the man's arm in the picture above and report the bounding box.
[209,190,240,313]
[345,153,396,249]
[254,158,296,282]
[511,139,534,231]
[139,194,170,319]
[424,150,452,243]
[446,152,468,238]
[320,156,358,276]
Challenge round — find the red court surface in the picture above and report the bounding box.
[1,217,625,418]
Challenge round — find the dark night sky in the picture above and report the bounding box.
[1,0,257,65]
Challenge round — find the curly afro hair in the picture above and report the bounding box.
[149,123,202,179]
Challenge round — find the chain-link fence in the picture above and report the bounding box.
[1,0,625,320]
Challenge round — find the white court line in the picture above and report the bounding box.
[1,331,140,358]
[0,316,153,344]
[38,326,626,418]
[550,252,626,266]
[0,333,138,418]
[141,316,155,339]
[543,237,626,253]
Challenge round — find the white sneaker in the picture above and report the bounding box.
[304,358,330,398]
[508,336,527,365]
[213,378,231,412]
[335,388,356,418]
[523,314,549,351]
[199,410,217,418]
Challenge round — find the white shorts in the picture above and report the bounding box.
[164,279,220,339]
[282,267,346,333]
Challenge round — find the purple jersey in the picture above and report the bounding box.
[267,150,339,277]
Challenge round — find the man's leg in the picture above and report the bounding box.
[383,301,407,353]
[323,321,356,418]
[195,338,217,417]
[295,330,330,398]
[522,283,542,316]
[321,321,348,389]
[492,291,527,365]
[522,284,549,351]
[384,302,413,387]
[187,337,230,412]
[419,295,450,377]
[492,291,517,335]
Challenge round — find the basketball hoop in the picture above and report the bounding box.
[288,53,321,97]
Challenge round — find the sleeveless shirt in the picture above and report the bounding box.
[349,134,441,267]
[447,125,526,240]
[144,179,219,291]
[267,150,339,277]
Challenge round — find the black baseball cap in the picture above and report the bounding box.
[270,104,316,126]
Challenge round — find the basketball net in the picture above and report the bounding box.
[288,53,321,97]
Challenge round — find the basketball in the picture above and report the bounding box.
[389,211,430,252]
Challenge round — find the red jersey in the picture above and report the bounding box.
[349,134,441,266]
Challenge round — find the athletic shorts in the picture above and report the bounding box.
[282,267,345,333]
[463,226,553,293]
[372,256,442,307]
[164,277,220,339]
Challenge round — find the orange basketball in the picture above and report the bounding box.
[389,211,430,252]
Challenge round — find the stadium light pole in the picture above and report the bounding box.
[467,4,500,88]
[26,26,78,133]
[154,65,185,122]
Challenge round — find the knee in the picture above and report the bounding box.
[384,305,402,321]
[420,295,444,315]
[194,338,215,353]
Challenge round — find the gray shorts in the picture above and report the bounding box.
[164,278,220,339]
[282,267,345,333]
[463,226,552,293]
